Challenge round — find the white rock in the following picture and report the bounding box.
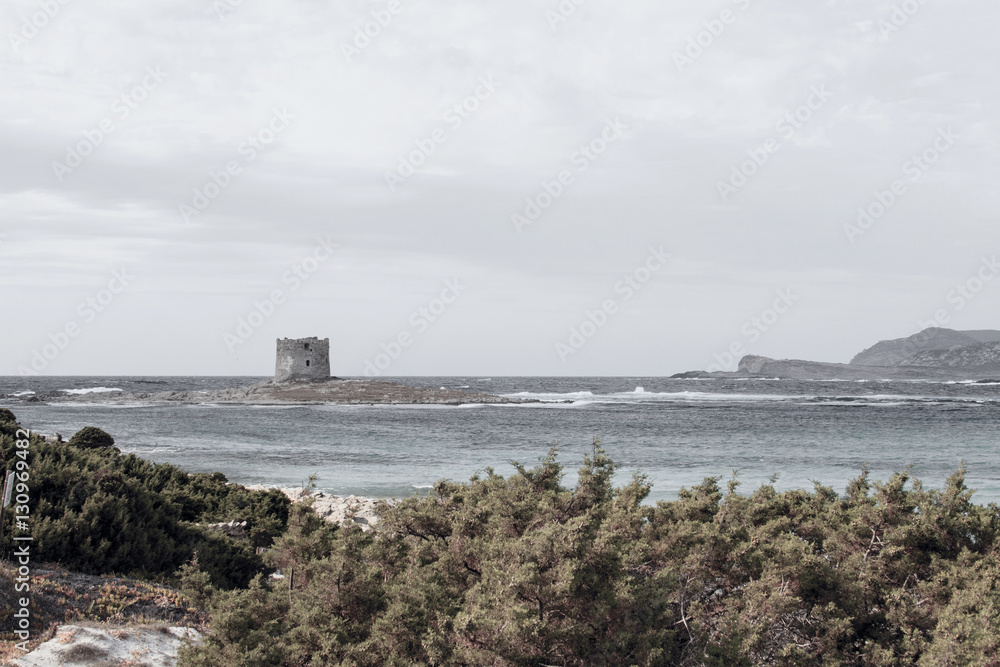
[12,624,202,667]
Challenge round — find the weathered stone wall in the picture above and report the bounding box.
[275,337,330,382]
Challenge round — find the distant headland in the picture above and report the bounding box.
[675,327,1000,381]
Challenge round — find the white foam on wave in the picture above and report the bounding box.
[626,391,795,402]
[122,446,181,454]
[493,399,598,409]
[61,387,122,395]
[12,391,35,396]
[505,390,595,401]
[58,401,148,408]
[504,389,798,403]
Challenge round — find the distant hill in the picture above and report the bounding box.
[674,326,1000,380]
[728,355,965,381]
[849,328,1000,366]
[898,341,1000,370]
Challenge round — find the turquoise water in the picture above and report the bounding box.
[3,376,1000,504]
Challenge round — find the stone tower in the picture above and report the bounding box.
[275,337,330,383]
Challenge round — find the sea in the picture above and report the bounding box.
[2,376,1000,505]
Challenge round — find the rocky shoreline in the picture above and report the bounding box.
[7,378,537,406]
[245,485,384,530]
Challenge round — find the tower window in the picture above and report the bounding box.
[306,360,310,367]
[304,343,310,351]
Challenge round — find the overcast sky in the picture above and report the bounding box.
[3,0,998,376]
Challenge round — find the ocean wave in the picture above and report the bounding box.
[501,390,797,404]
[624,391,796,402]
[497,390,1000,407]
[61,387,123,395]
[491,399,597,409]
[727,377,784,381]
[505,391,596,400]
[801,395,992,406]
[121,446,181,454]
[11,391,35,396]
[56,401,149,408]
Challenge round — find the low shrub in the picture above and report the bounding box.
[67,426,116,449]
[183,447,1000,666]
[0,411,290,589]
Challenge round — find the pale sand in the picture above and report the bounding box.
[11,625,201,667]
[246,485,385,530]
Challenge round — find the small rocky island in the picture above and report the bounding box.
[26,337,535,406]
[674,327,1000,381]
[35,377,534,406]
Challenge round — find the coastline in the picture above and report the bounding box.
[7,378,539,407]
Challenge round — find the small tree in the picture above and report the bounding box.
[68,426,116,449]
